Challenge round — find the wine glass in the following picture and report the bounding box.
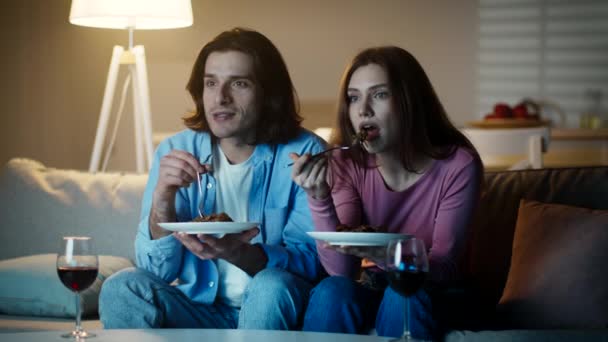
[386,237,429,341]
[56,236,99,339]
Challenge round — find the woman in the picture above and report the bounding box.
[290,46,483,339]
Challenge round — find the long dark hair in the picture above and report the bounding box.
[333,46,479,172]
[184,27,302,144]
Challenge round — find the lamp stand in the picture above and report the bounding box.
[89,45,154,173]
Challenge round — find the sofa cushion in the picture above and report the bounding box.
[467,166,608,307]
[497,199,608,329]
[0,254,133,318]
[0,158,147,261]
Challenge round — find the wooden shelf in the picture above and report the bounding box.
[551,128,608,141]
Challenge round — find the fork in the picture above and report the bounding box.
[285,145,352,167]
[196,172,205,219]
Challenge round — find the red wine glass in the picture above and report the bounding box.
[56,236,99,339]
[386,237,429,341]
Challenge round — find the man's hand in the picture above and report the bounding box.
[173,227,268,276]
[149,150,212,240]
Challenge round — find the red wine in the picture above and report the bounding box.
[387,270,427,296]
[57,266,98,292]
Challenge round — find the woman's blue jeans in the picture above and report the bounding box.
[302,275,438,340]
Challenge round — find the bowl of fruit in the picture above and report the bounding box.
[468,100,551,128]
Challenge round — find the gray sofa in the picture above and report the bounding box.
[0,158,146,332]
[1,158,607,342]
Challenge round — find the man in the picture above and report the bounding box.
[99,28,325,330]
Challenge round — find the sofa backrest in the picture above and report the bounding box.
[467,166,608,305]
[0,158,148,262]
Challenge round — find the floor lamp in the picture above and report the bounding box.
[69,0,193,173]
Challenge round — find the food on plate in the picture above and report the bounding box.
[336,224,386,233]
[192,212,233,222]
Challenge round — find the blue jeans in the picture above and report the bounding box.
[302,276,438,340]
[239,268,314,329]
[99,267,313,330]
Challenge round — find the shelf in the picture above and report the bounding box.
[551,128,608,141]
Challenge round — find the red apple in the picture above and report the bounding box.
[513,104,529,119]
[493,103,513,118]
[484,113,498,120]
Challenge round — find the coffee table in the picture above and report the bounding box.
[0,328,392,341]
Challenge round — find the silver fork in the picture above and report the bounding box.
[285,145,352,167]
[196,172,205,219]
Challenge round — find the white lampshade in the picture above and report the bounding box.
[69,0,193,30]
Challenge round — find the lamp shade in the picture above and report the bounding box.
[69,0,193,30]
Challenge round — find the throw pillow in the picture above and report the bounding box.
[0,254,133,318]
[497,199,608,329]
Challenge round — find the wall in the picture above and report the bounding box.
[0,0,477,172]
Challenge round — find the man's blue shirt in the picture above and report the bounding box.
[135,128,325,304]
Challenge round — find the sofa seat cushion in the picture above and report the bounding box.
[497,199,608,329]
[0,254,133,318]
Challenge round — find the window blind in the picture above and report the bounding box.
[477,0,608,127]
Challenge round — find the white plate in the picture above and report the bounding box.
[158,222,260,235]
[307,232,410,246]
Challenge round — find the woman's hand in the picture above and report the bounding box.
[322,243,387,269]
[289,152,330,200]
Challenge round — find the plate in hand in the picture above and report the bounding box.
[307,232,410,246]
[159,222,260,235]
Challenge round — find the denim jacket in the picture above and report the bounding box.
[135,128,325,304]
